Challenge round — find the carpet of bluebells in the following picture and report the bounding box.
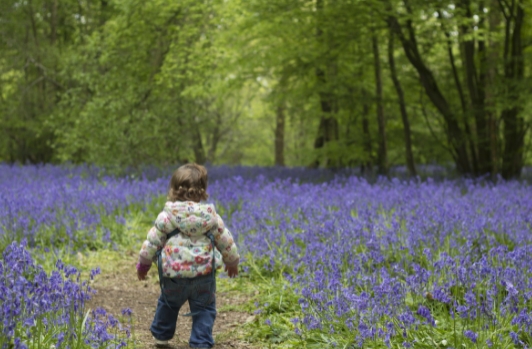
[0,164,158,349]
[0,164,168,250]
[217,176,532,348]
[1,163,532,348]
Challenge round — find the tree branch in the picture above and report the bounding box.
[437,10,467,114]
[419,89,454,156]
[497,0,511,20]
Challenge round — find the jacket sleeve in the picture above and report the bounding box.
[212,214,240,267]
[138,210,174,266]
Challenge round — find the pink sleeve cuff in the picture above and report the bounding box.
[136,263,151,272]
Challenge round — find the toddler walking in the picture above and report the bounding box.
[137,163,240,349]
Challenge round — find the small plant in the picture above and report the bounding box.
[0,241,132,349]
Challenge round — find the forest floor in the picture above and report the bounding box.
[87,253,259,349]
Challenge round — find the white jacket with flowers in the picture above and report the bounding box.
[138,201,240,278]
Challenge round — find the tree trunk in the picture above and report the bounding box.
[192,123,207,164]
[387,2,471,174]
[312,0,339,168]
[100,0,109,26]
[313,109,339,167]
[388,30,416,177]
[457,0,491,176]
[275,104,285,166]
[361,89,373,175]
[372,32,388,176]
[207,111,222,163]
[486,0,501,179]
[501,2,526,179]
[437,9,480,176]
[50,0,58,44]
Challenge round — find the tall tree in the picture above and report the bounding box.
[386,1,472,174]
[361,89,374,176]
[275,104,286,166]
[48,0,233,166]
[372,31,388,176]
[388,29,416,177]
[0,0,86,163]
[2,0,530,172]
[313,0,340,167]
[500,0,527,178]
[384,0,530,178]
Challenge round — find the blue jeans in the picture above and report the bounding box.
[150,274,216,348]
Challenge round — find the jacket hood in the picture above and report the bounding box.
[161,201,218,238]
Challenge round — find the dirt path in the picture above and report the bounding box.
[88,259,258,349]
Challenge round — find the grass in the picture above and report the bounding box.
[25,202,285,348]
[65,247,303,348]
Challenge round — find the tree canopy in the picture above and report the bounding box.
[1,0,531,178]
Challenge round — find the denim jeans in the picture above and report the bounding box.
[150,274,216,348]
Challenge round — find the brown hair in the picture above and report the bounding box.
[167,163,209,202]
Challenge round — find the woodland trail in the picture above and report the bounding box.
[88,255,258,349]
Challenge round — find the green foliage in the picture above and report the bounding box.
[48,0,216,166]
[1,0,531,174]
[228,256,304,348]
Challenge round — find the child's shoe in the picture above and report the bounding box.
[154,339,170,347]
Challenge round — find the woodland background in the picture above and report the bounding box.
[1,0,531,178]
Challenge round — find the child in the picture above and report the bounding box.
[137,163,240,349]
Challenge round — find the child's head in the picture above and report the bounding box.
[168,163,209,202]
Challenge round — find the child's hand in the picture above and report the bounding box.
[137,269,148,280]
[225,264,239,278]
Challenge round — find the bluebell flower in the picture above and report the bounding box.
[509,331,523,345]
[416,305,435,326]
[464,330,478,343]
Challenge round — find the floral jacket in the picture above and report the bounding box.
[138,201,240,278]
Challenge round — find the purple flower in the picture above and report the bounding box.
[5,164,532,347]
[0,241,130,348]
[509,331,523,345]
[464,330,478,343]
[416,305,435,326]
[90,267,101,280]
